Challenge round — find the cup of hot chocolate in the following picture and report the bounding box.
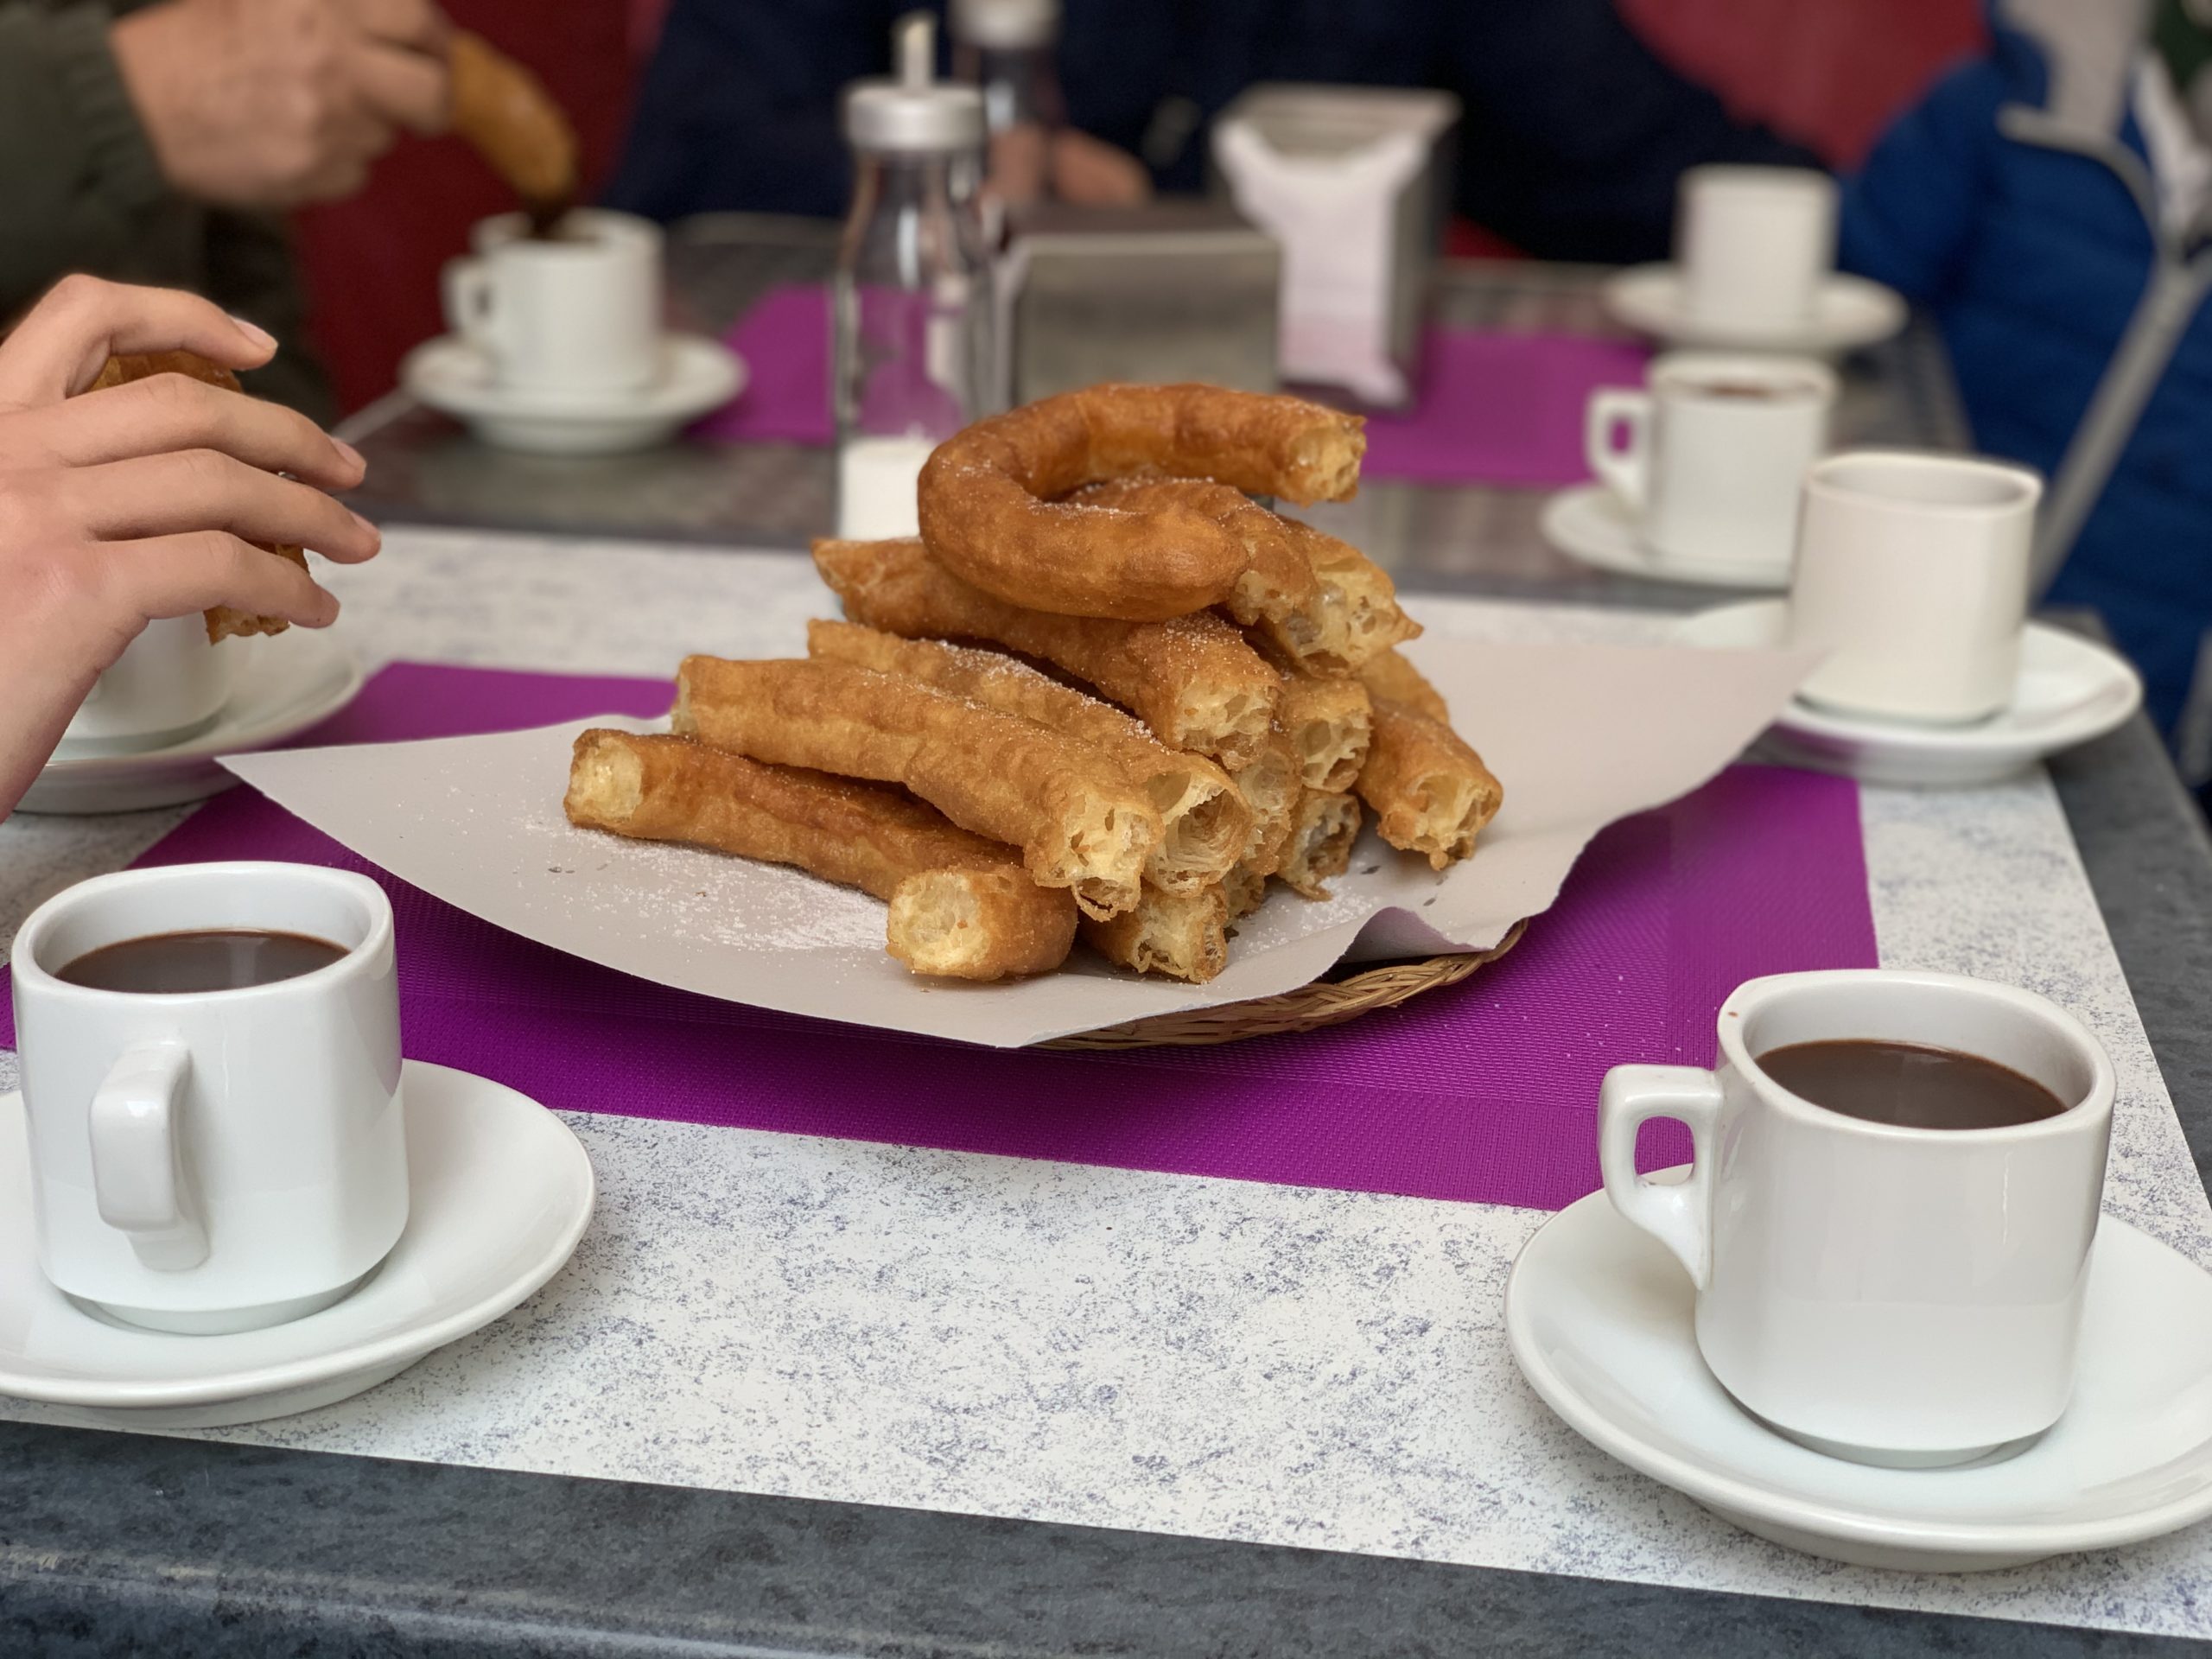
[1598,969,2113,1466]
[443,207,664,397]
[10,862,408,1333]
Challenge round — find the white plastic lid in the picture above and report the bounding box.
[843,12,987,153]
[950,0,1058,50]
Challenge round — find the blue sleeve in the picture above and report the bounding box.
[602,0,916,221]
[1440,0,1826,263]
[1838,60,2006,302]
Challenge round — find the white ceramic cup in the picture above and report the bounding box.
[1599,969,2113,1467]
[58,618,236,756]
[1585,353,1834,570]
[1787,449,2043,724]
[442,207,663,396]
[10,862,409,1335]
[1676,165,1838,330]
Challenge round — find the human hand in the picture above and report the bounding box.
[0,276,377,816]
[1051,129,1150,207]
[111,0,452,208]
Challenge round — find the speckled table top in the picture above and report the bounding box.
[3,530,2210,1657]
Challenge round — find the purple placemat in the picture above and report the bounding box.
[689,283,1647,487]
[1,663,1876,1213]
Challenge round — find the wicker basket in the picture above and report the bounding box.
[1045,920,1528,1051]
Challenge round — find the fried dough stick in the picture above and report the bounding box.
[916,383,1366,620]
[805,622,1249,895]
[1271,665,1373,793]
[811,536,1281,766]
[1357,646,1451,722]
[1081,884,1230,983]
[1278,791,1363,900]
[564,729,1075,980]
[1227,728,1299,878]
[449,31,581,226]
[1075,478,1420,676]
[673,656,1160,920]
[1348,648,1502,868]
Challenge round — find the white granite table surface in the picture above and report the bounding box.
[2,527,2209,1640]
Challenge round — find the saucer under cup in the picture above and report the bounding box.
[445,208,663,398]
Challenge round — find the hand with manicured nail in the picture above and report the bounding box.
[0,275,378,818]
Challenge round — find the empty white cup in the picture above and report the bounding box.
[1788,449,2043,725]
[443,207,664,397]
[1585,352,1834,571]
[1676,165,1838,330]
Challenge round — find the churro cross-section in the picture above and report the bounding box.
[1271,664,1373,793]
[673,655,1160,920]
[811,536,1281,766]
[563,729,1075,980]
[1225,728,1300,878]
[1278,789,1363,900]
[805,621,1249,895]
[1356,700,1503,871]
[1081,883,1230,983]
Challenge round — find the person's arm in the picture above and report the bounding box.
[0,2,170,316]
[1441,0,1824,263]
[1836,60,2007,304]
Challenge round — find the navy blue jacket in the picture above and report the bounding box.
[607,0,1815,264]
[1841,3,2212,734]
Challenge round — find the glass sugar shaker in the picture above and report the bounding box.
[950,0,1066,211]
[833,11,992,541]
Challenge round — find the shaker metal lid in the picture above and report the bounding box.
[950,0,1058,49]
[843,11,986,152]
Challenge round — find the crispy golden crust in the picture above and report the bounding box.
[1356,701,1503,870]
[1357,648,1450,723]
[1080,883,1230,982]
[1076,478,1418,675]
[812,536,1281,766]
[672,656,1160,919]
[1273,669,1373,793]
[84,351,307,644]
[563,729,1073,980]
[1278,790,1363,900]
[916,384,1366,620]
[1221,860,1268,922]
[1226,729,1300,878]
[805,621,1249,894]
[449,30,579,219]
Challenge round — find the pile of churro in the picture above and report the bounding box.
[563,383,1503,984]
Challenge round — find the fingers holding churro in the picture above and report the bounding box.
[563,728,1076,981]
[449,30,580,226]
[672,655,1160,920]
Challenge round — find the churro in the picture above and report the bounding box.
[804,621,1248,893]
[83,350,307,644]
[1357,701,1503,870]
[812,536,1281,765]
[449,30,580,227]
[673,656,1160,919]
[1226,729,1300,878]
[1273,669,1373,793]
[1080,883,1230,983]
[915,383,1365,620]
[1278,791,1363,900]
[563,729,1075,980]
[1357,648,1451,722]
[1076,477,1419,675]
[1222,861,1268,922]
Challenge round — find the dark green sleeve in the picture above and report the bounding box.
[200,209,336,423]
[0,1,169,318]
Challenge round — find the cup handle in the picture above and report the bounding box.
[87,1039,207,1272]
[1586,389,1653,509]
[443,257,497,353]
[1598,1064,1723,1290]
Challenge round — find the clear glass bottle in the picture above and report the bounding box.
[950,0,1065,210]
[833,13,992,541]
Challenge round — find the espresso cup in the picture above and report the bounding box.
[442,207,663,397]
[1585,353,1834,570]
[10,862,409,1334]
[58,618,235,756]
[1675,165,1837,330]
[1787,449,2043,724]
[1599,969,2113,1467]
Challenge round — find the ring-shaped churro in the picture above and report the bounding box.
[563,729,1076,980]
[673,656,1160,920]
[916,383,1366,621]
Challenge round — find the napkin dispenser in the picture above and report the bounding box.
[1211,83,1459,409]
[994,201,1281,405]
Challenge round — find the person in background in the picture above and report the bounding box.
[1841,0,2212,747]
[606,0,1820,263]
[0,276,378,817]
[0,0,454,418]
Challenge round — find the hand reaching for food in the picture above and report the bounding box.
[0,277,376,818]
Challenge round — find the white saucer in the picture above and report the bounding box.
[1507,1180,2212,1572]
[1540,485,1793,591]
[1602,265,1908,356]
[22,628,365,816]
[401,333,745,455]
[0,1060,592,1428]
[1675,600,2144,786]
